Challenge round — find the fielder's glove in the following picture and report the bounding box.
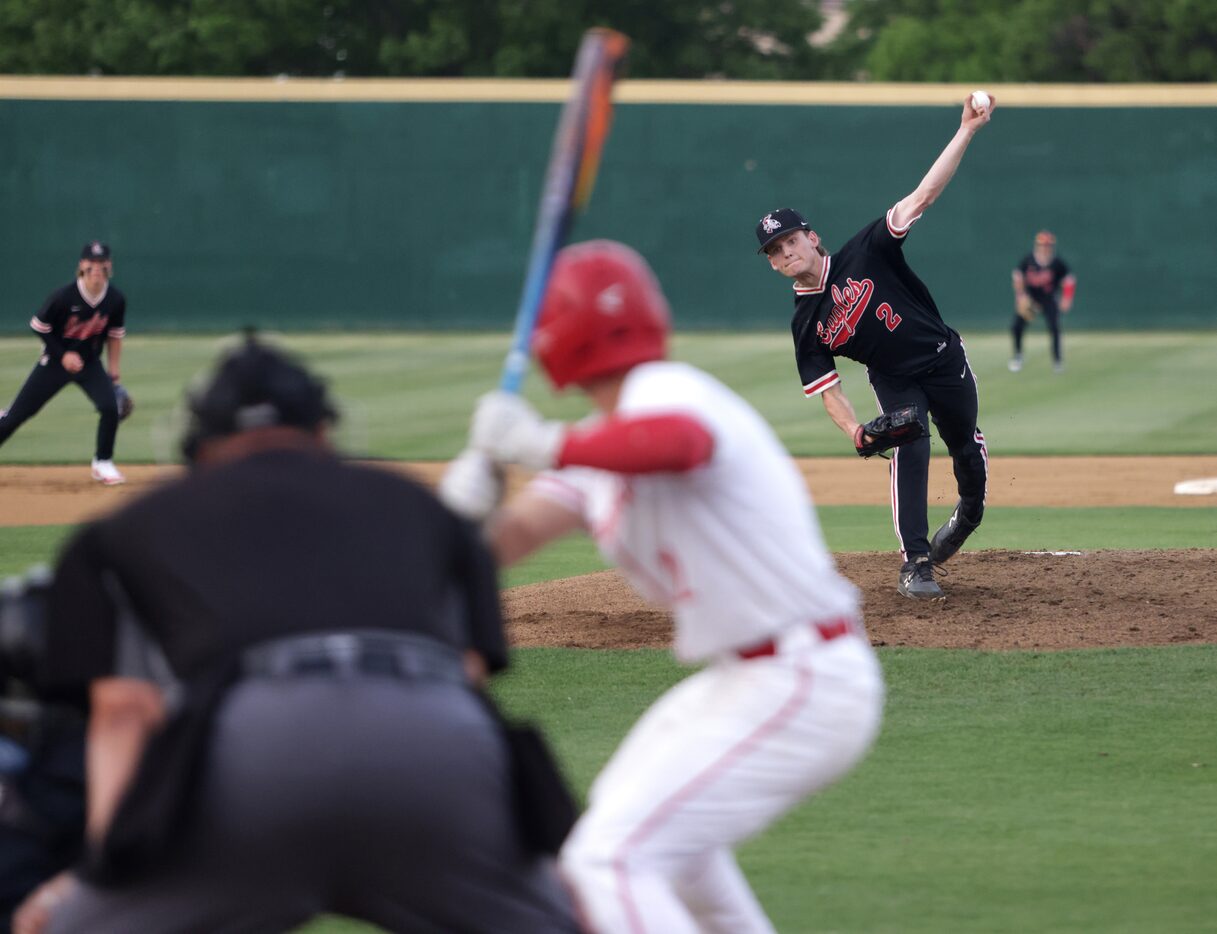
[438,449,505,522]
[470,391,566,470]
[1015,294,1035,322]
[113,383,135,421]
[854,405,927,459]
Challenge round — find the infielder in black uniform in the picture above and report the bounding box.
[756,94,995,600]
[1010,230,1076,373]
[15,338,580,934]
[0,242,127,485]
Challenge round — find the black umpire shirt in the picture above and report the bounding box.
[31,282,127,366]
[43,448,508,689]
[791,212,956,396]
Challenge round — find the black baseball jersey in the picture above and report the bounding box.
[43,448,508,689]
[1016,254,1071,307]
[30,281,127,364]
[791,211,956,396]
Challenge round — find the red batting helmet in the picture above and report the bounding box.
[533,240,670,389]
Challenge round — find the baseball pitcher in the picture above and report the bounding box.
[755,94,996,600]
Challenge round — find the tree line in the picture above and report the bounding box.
[0,0,1212,82]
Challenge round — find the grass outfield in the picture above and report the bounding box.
[5,506,1214,579]
[293,513,1216,934]
[294,649,1217,934]
[1,330,1215,461]
[2,515,1213,932]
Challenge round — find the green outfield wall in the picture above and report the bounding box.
[0,80,1214,332]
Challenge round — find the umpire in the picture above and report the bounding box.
[16,337,581,934]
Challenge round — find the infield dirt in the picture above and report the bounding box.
[3,456,1214,651]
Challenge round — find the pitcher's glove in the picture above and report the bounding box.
[854,406,927,459]
[113,383,134,421]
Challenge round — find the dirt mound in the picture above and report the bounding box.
[503,550,1217,651]
[2,460,1212,652]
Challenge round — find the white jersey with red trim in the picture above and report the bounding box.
[528,360,859,662]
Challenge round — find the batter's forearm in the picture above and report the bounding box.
[486,494,583,568]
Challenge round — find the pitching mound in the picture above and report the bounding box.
[503,550,1216,651]
[2,459,1212,653]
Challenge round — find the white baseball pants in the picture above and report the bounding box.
[560,629,884,933]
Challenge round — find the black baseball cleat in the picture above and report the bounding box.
[929,500,981,564]
[897,556,944,601]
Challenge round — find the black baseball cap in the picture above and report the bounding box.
[80,241,111,261]
[180,332,338,463]
[755,208,809,253]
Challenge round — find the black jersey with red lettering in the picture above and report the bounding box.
[791,210,956,397]
[1016,254,1070,307]
[30,281,127,364]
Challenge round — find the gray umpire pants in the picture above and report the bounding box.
[47,676,581,934]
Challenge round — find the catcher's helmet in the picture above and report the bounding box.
[533,240,670,389]
[181,333,337,463]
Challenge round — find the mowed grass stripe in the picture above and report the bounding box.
[1,332,1215,461]
[4,507,1211,580]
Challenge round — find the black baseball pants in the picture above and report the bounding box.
[0,357,119,460]
[866,337,988,561]
[1011,298,1062,363]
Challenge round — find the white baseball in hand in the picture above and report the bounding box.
[970,90,991,112]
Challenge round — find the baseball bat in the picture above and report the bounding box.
[498,27,630,393]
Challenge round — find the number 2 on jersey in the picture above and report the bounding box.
[876,302,902,331]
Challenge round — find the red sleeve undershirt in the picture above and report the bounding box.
[556,413,715,474]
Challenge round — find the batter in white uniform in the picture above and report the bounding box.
[441,240,885,934]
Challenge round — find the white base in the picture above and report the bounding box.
[1173,478,1217,495]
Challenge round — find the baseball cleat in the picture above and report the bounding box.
[91,458,126,485]
[897,556,944,601]
[1007,356,1023,372]
[929,500,981,564]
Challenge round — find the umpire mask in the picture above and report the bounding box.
[180,334,338,464]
